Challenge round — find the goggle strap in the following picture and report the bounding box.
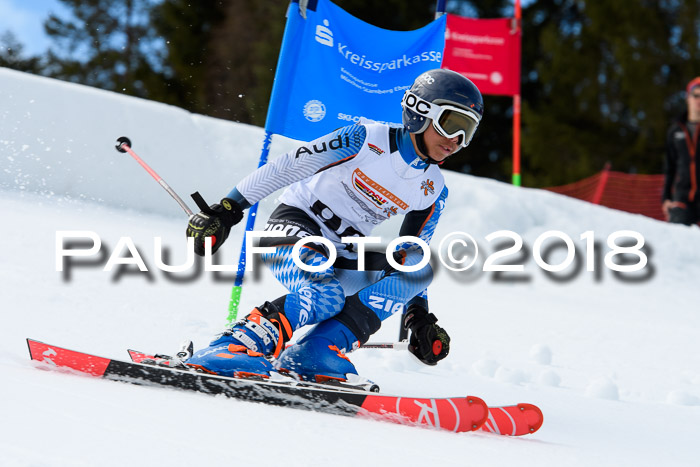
[402,91,442,120]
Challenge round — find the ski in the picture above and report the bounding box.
[28,339,492,434]
[127,347,543,436]
[126,349,381,393]
[479,403,543,436]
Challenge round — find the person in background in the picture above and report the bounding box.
[662,77,700,225]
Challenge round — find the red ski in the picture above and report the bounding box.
[27,339,499,434]
[480,403,543,436]
[128,348,543,436]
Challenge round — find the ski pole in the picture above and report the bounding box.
[360,342,408,350]
[115,136,194,217]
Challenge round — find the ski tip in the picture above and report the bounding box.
[466,395,486,406]
[480,402,544,436]
[26,338,49,361]
[465,395,489,431]
[27,338,38,360]
[516,403,544,434]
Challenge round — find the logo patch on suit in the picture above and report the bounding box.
[352,168,408,210]
[367,143,385,155]
[421,179,435,196]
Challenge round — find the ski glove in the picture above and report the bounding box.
[186,193,243,256]
[403,305,450,365]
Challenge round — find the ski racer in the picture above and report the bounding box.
[663,76,700,225]
[184,69,484,384]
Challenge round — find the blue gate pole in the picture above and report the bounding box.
[226,130,274,325]
[435,0,447,18]
[398,0,448,341]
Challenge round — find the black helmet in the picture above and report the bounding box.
[401,69,484,148]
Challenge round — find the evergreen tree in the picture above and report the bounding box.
[333,0,436,30]
[0,32,42,73]
[201,1,287,125]
[520,0,700,186]
[149,0,227,115]
[44,0,163,98]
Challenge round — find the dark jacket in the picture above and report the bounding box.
[663,112,700,203]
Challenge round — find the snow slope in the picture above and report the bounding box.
[1,67,699,466]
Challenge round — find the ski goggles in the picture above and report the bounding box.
[403,91,481,148]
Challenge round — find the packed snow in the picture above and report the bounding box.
[1,67,699,466]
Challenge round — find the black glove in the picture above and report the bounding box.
[403,304,450,365]
[186,193,243,256]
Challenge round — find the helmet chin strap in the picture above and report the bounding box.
[415,131,445,166]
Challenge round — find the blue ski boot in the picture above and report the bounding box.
[187,301,293,379]
[275,317,378,388]
[275,294,382,390]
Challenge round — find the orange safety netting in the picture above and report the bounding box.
[545,168,666,221]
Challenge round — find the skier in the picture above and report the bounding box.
[662,76,700,225]
[184,69,484,384]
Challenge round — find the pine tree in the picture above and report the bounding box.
[149,0,227,115]
[44,0,163,98]
[520,0,700,186]
[0,32,42,73]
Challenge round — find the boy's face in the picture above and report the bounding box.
[420,123,461,162]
